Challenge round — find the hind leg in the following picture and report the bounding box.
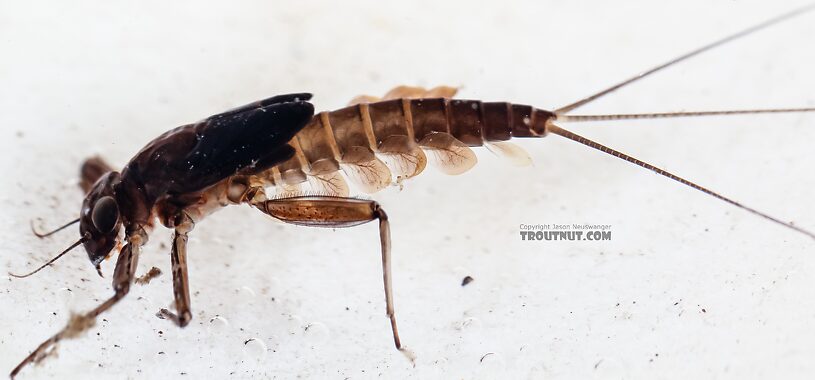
[382,85,458,99]
[248,194,404,350]
[348,84,459,106]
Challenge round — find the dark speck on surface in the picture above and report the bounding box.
[461,276,474,286]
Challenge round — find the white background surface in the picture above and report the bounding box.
[2,1,815,379]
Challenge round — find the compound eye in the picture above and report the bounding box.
[91,196,119,233]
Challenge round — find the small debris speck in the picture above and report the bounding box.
[461,276,474,286]
[135,267,162,285]
[480,352,495,363]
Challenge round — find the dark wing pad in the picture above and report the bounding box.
[173,99,314,193]
[207,93,313,121]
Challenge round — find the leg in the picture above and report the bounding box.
[383,85,459,100]
[79,156,114,194]
[26,155,113,239]
[158,214,193,327]
[347,94,381,106]
[348,85,459,106]
[10,232,143,378]
[249,195,403,350]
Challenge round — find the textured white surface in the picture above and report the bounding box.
[1,1,815,379]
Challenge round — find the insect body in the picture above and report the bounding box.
[9,5,815,378]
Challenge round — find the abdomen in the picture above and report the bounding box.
[254,97,553,196]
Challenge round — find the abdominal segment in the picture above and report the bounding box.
[254,86,551,197]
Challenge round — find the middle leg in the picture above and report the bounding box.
[158,213,194,327]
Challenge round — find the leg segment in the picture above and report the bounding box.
[10,232,144,379]
[250,195,402,349]
[79,156,114,194]
[158,215,193,327]
[347,85,459,106]
[382,85,458,100]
